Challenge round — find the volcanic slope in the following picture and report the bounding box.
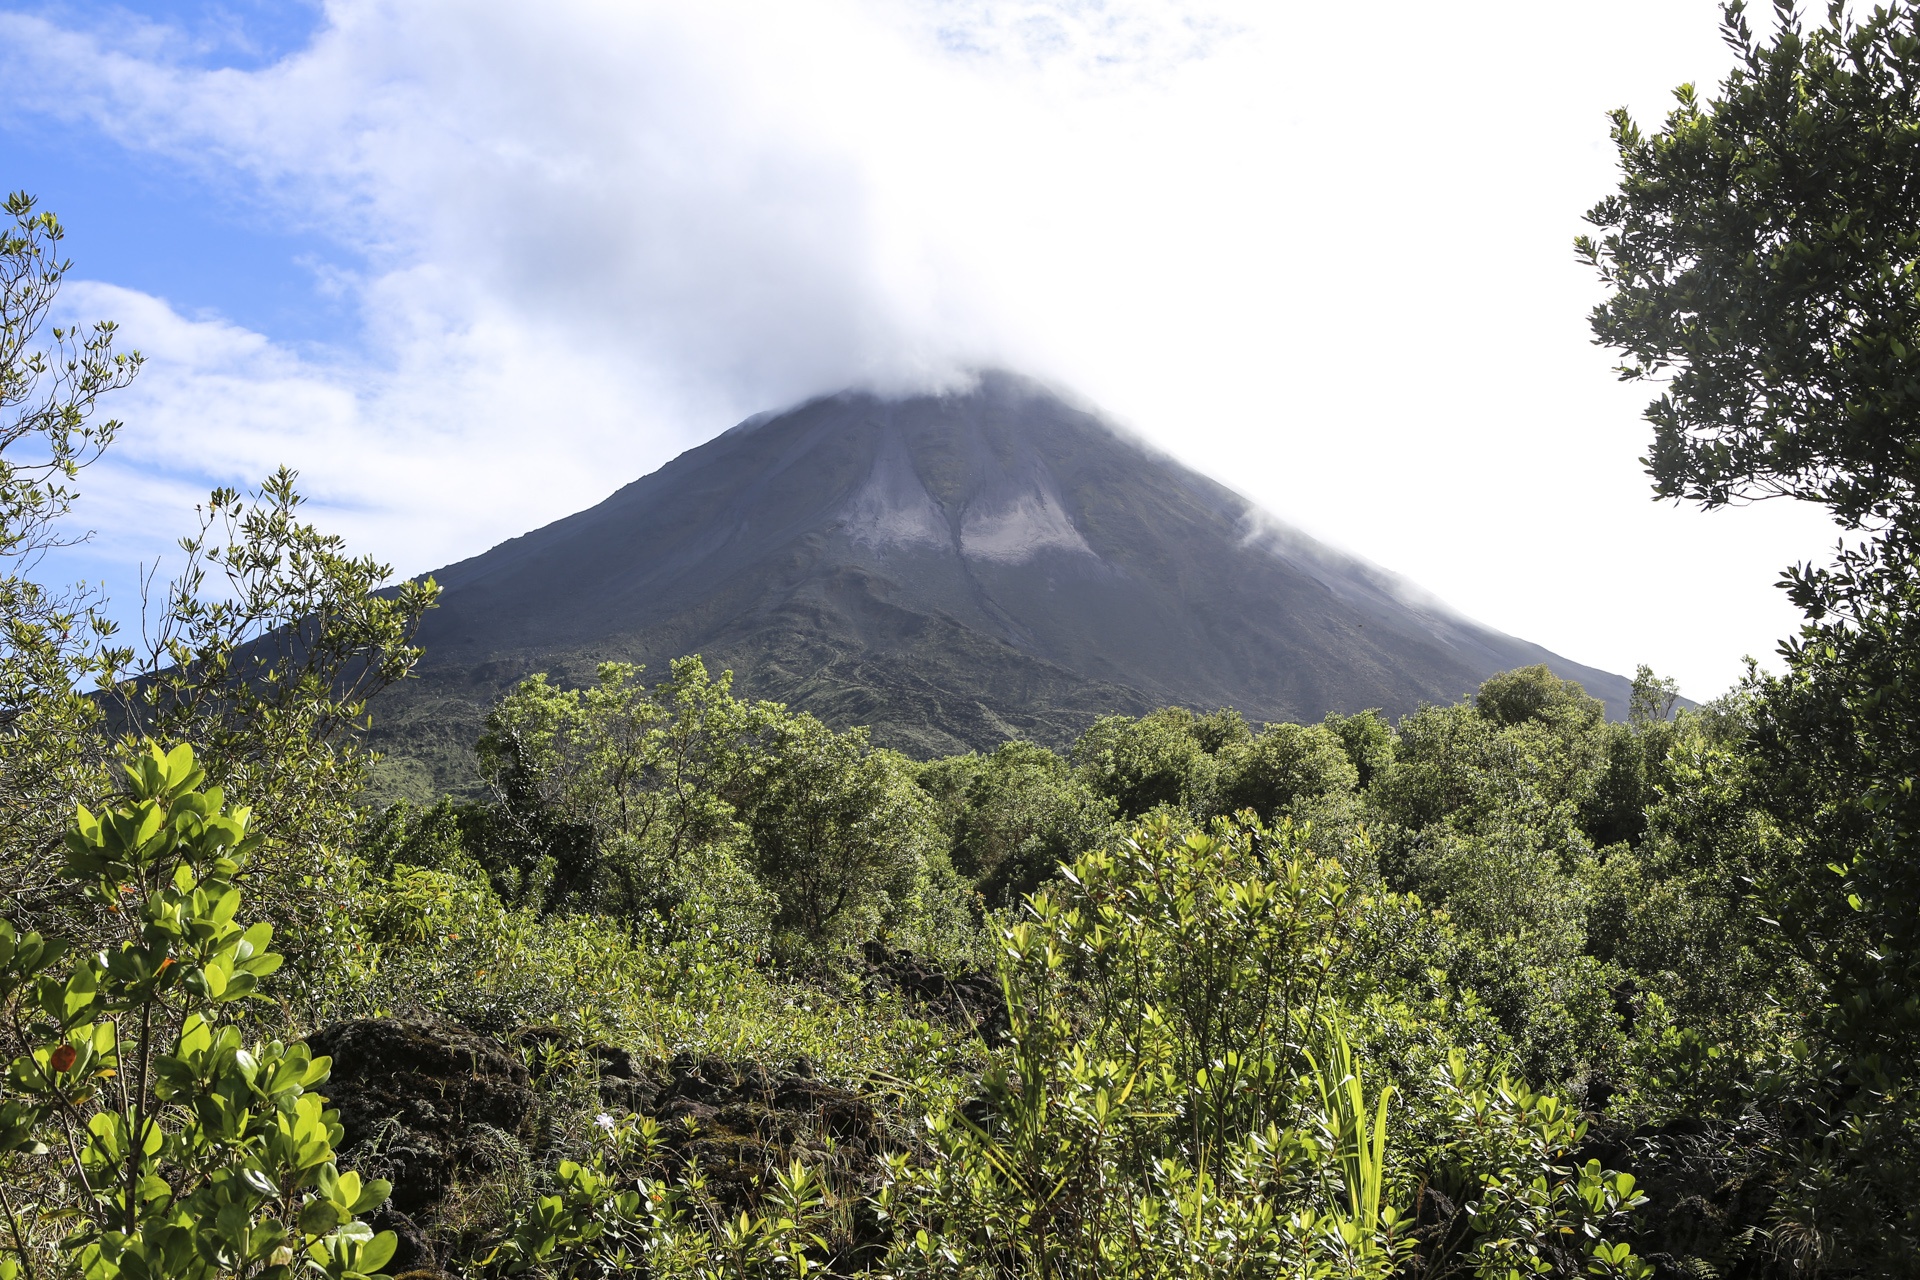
[369,372,1634,797]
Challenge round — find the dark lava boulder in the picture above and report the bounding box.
[860,942,1008,1044]
[605,1052,891,1210]
[306,1019,538,1272]
[305,1019,903,1267]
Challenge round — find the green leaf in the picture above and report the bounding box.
[298,1199,342,1236]
[358,1230,398,1274]
[349,1178,392,1216]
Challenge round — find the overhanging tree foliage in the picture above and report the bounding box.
[1581,0,1920,527]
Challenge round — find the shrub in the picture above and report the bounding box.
[0,744,395,1280]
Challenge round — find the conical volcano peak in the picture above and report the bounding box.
[382,371,1630,789]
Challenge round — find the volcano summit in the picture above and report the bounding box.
[371,372,1631,795]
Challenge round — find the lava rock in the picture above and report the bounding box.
[602,1052,892,1211]
[860,942,1009,1044]
[592,1042,662,1116]
[365,1207,436,1276]
[306,1019,537,1216]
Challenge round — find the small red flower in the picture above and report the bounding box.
[49,1044,76,1073]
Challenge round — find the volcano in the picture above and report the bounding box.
[369,372,1631,796]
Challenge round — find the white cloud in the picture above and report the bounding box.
[3,0,1844,697]
[54,280,671,578]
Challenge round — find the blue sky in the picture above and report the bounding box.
[0,0,1846,698]
[6,120,348,342]
[4,2,338,333]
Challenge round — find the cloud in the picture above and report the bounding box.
[910,0,1240,71]
[8,0,1241,404]
[10,0,1255,573]
[53,279,679,579]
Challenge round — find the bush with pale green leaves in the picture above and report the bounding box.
[0,745,395,1280]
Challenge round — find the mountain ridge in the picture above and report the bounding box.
[368,371,1634,799]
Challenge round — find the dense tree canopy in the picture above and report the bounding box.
[1582,4,1920,1266]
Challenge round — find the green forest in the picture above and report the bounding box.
[7,2,1920,1277]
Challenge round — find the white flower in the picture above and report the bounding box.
[595,1112,616,1131]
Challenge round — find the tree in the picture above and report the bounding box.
[475,659,772,924]
[746,716,946,961]
[1581,667,1684,849]
[1580,0,1920,529]
[1368,674,1606,843]
[915,741,1116,907]
[0,193,139,931]
[473,661,970,964]
[1474,665,1604,734]
[1071,709,1220,819]
[0,196,438,1011]
[0,192,139,567]
[1215,721,1357,822]
[1583,6,1920,1265]
[103,474,440,939]
[1366,674,1622,1086]
[1323,708,1394,790]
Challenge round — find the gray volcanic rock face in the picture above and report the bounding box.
[371,371,1632,795]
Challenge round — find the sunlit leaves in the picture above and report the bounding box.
[0,745,395,1280]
